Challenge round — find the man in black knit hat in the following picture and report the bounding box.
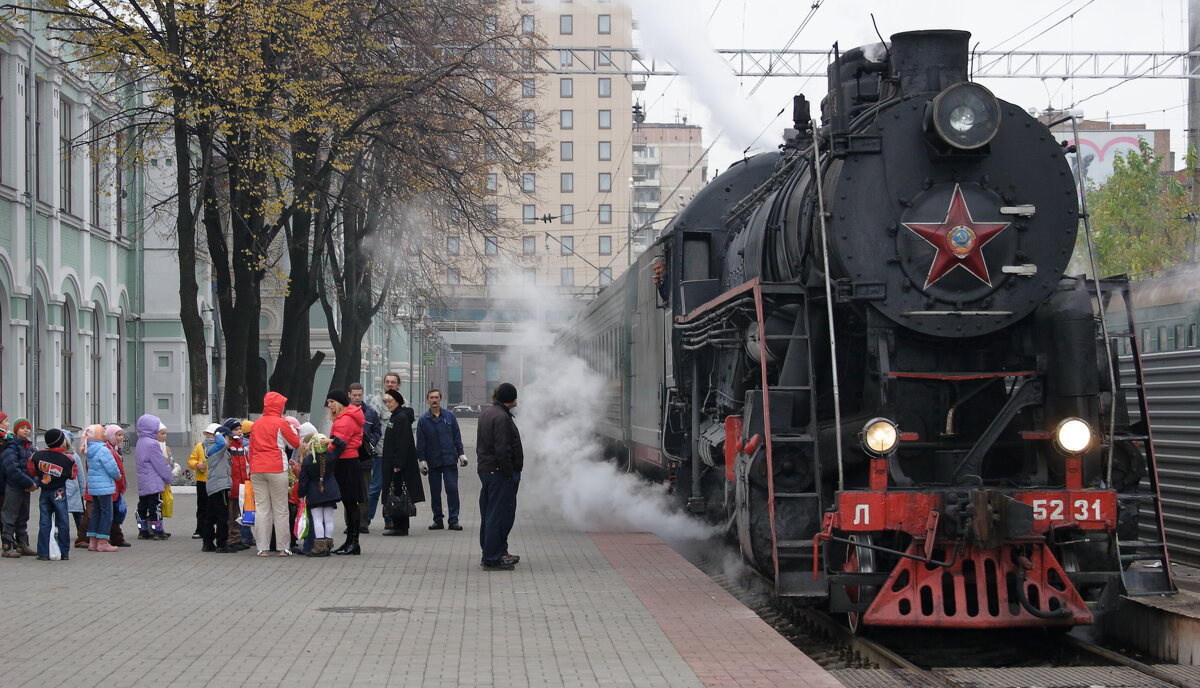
[476,382,523,571]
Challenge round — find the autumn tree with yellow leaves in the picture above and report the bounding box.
[29,0,540,416]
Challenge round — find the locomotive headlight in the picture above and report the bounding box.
[1054,417,1093,455]
[861,418,899,456]
[930,82,1000,150]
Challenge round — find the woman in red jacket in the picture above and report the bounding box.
[248,392,300,556]
[325,390,364,555]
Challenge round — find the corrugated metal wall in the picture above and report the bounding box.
[1123,349,1200,567]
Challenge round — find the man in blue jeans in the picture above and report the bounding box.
[415,388,467,530]
[476,383,523,571]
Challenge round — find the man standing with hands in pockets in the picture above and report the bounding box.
[476,383,523,571]
[415,389,467,531]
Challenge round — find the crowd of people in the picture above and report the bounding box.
[0,372,526,570]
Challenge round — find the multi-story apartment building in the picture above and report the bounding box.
[631,121,708,253]
[431,0,635,406]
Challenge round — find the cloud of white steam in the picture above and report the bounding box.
[621,0,761,152]
[491,277,714,542]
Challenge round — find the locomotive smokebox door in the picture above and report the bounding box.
[898,183,1015,302]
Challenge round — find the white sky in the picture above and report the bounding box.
[630,0,1191,174]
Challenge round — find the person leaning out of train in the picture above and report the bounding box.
[651,256,670,305]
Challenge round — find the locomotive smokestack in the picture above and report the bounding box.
[889,30,971,97]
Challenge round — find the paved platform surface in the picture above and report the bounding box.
[0,419,840,687]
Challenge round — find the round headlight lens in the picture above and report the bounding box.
[1055,418,1092,454]
[931,82,1000,150]
[862,418,899,455]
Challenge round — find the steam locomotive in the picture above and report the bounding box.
[559,30,1174,630]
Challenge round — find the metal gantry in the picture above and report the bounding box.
[542,47,1200,80]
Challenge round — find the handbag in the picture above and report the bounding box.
[385,484,416,521]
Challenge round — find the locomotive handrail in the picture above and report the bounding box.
[674,278,760,325]
[810,120,845,490]
[1069,115,1118,483]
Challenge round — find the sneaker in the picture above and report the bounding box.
[448,522,463,531]
[481,560,515,571]
[3,548,21,559]
[428,521,444,531]
[192,532,202,539]
[502,554,521,565]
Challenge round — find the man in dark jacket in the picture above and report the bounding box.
[476,383,523,571]
[415,389,466,530]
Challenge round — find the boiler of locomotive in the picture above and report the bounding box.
[818,30,1078,337]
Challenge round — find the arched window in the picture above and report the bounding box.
[62,295,76,427]
[91,305,103,421]
[117,307,125,423]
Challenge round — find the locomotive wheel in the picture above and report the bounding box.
[842,534,877,635]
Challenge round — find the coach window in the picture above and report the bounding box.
[1157,326,1167,352]
[1190,324,1197,348]
[1175,325,1185,351]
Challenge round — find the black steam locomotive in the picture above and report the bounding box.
[559,30,1174,630]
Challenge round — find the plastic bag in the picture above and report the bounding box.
[162,484,174,518]
[293,500,310,540]
[241,480,255,525]
[114,495,127,525]
[48,527,61,560]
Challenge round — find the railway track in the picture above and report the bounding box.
[701,552,1200,688]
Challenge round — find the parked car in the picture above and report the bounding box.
[451,404,478,416]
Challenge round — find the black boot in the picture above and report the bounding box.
[334,531,360,556]
[331,536,352,555]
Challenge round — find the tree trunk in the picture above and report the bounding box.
[172,96,210,430]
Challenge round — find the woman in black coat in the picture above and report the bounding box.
[382,390,425,535]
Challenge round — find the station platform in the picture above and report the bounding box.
[0,474,840,687]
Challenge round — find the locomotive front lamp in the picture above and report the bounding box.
[930,82,1000,150]
[862,418,899,456]
[1054,417,1093,455]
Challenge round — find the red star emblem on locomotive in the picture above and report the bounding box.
[902,184,1011,289]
